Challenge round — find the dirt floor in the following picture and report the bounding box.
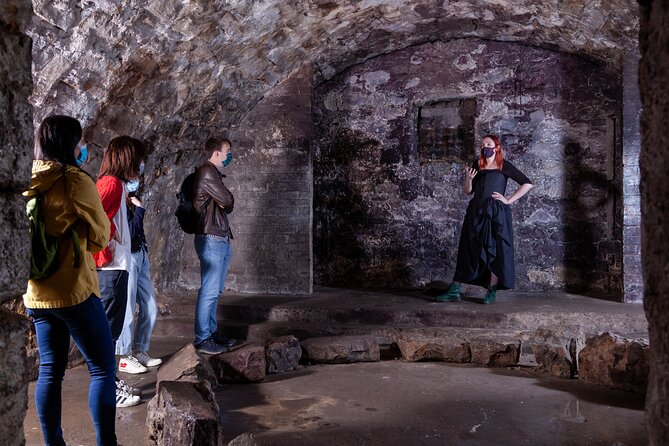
[24,351,646,445]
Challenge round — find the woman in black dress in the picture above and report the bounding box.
[437,135,533,304]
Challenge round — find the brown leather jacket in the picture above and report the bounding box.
[192,162,234,238]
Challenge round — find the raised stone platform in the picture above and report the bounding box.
[157,287,649,390]
[157,287,648,343]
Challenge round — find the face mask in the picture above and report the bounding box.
[482,147,495,159]
[139,161,145,175]
[222,152,233,167]
[126,179,140,193]
[76,144,88,166]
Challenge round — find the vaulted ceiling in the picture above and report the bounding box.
[29,0,638,149]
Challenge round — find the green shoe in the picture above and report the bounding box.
[435,283,461,302]
[482,286,496,305]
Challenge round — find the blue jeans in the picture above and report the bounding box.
[194,234,232,345]
[28,295,117,446]
[116,249,158,355]
[97,270,129,344]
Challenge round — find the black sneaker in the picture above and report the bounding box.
[195,338,228,355]
[215,334,241,348]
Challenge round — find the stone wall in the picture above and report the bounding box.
[638,1,669,444]
[313,38,624,295]
[0,1,33,445]
[177,64,313,294]
[1,0,32,302]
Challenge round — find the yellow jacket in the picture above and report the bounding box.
[24,160,110,309]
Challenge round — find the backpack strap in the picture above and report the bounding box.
[61,169,82,268]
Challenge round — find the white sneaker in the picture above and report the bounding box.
[116,378,141,396]
[115,381,141,408]
[134,351,162,367]
[118,355,148,374]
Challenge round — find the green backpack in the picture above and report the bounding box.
[25,173,81,280]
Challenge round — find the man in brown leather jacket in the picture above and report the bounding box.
[192,136,237,354]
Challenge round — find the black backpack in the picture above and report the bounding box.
[175,169,211,234]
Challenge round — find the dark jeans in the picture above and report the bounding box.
[28,295,117,446]
[98,269,129,344]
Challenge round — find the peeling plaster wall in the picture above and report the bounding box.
[314,38,623,295]
[26,0,639,294]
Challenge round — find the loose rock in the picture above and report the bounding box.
[228,433,259,446]
[210,344,266,383]
[265,335,302,374]
[147,380,222,446]
[530,326,584,379]
[578,332,650,393]
[301,336,380,364]
[156,343,218,388]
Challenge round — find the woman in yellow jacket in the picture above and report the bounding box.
[24,115,118,446]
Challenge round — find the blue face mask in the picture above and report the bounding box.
[222,152,233,167]
[76,144,88,166]
[126,179,140,193]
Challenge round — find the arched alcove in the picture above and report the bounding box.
[312,37,623,297]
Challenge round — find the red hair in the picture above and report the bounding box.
[478,134,504,170]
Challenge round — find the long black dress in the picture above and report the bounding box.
[453,160,531,290]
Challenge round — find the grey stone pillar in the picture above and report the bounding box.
[638,1,669,444]
[0,0,34,445]
[622,51,643,303]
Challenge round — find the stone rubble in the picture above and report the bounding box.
[144,326,652,444]
[578,332,650,393]
[228,433,259,446]
[156,342,218,389]
[210,344,267,383]
[265,335,302,374]
[146,380,223,446]
[530,326,585,379]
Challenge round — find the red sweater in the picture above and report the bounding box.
[93,176,122,267]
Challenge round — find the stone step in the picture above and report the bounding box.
[153,315,531,344]
[158,290,648,335]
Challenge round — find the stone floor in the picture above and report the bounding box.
[23,288,649,445]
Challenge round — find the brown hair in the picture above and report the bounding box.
[205,136,231,156]
[98,135,140,180]
[130,138,147,164]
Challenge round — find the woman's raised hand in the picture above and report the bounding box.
[465,166,477,180]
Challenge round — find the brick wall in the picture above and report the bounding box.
[177,64,313,294]
[622,52,643,303]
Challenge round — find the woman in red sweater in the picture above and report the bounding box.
[95,136,144,408]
